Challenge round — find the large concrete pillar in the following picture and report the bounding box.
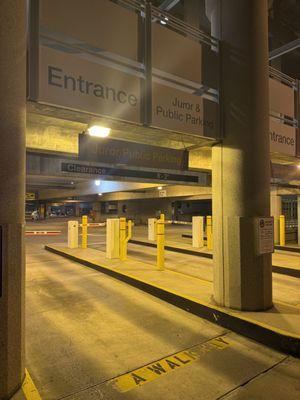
[92,202,101,222]
[0,1,26,398]
[208,0,272,310]
[270,186,282,244]
[75,203,81,218]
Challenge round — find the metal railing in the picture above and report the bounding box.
[269,66,298,90]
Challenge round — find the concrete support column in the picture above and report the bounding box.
[270,186,282,244]
[0,1,26,398]
[75,203,81,218]
[92,202,101,222]
[46,204,51,218]
[208,0,272,310]
[39,203,46,220]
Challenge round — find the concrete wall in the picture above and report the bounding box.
[100,198,174,224]
[26,113,84,154]
[99,197,214,224]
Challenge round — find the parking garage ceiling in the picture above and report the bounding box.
[26,0,300,193]
[152,0,300,79]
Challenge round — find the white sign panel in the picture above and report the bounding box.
[40,0,138,61]
[256,217,274,255]
[152,23,202,84]
[39,46,140,123]
[158,189,167,198]
[269,119,296,156]
[269,78,295,117]
[152,83,217,137]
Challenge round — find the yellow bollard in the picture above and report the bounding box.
[124,220,132,259]
[206,215,213,250]
[279,215,286,246]
[81,215,88,249]
[157,216,165,270]
[120,217,127,261]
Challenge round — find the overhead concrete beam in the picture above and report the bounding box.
[38,181,162,200]
[99,185,212,202]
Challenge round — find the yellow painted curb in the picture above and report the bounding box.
[46,245,300,341]
[22,369,42,400]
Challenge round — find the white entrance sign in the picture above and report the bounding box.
[39,47,140,123]
[32,0,221,139]
[269,119,296,156]
[255,217,274,255]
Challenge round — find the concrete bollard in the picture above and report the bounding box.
[206,216,213,251]
[106,218,120,259]
[120,218,132,261]
[68,221,78,248]
[148,218,156,241]
[192,216,204,248]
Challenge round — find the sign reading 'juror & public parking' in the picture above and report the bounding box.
[152,83,217,137]
[79,135,188,171]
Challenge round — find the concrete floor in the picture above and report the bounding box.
[26,220,300,307]
[11,219,300,399]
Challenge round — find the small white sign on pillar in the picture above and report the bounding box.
[158,189,167,198]
[68,221,78,248]
[106,218,120,259]
[255,217,274,255]
[192,216,204,248]
[148,218,156,241]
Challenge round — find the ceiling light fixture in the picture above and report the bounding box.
[87,125,111,138]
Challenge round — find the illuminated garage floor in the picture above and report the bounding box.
[12,224,300,399]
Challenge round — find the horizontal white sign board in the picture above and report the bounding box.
[269,119,296,156]
[40,0,138,61]
[269,78,295,118]
[152,82,218,137]
[39,46,140,123]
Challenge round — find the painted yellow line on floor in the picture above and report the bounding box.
[110,336,231,393]
[22,369,42,400]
